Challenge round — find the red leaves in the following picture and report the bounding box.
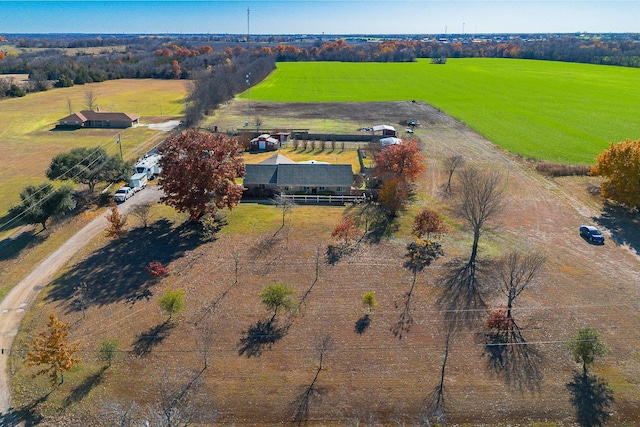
[374,139,425,182]
[487,308,513,331]
[332,217,359,246]
[158,130,245,222]
[412,209,447,240]
[147,261,169,277]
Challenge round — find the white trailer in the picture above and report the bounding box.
[134,154,162,179]
[129,172,148,193]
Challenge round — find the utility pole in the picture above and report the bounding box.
[116,133,123,160]
[246,73,251,127]
[247,7,250,43]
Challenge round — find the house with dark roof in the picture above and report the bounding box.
[57,110,140,129]
[244,154,353,197]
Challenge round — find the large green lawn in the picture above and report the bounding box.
[245,59,640,164]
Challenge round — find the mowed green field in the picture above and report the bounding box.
[245,58,640,164]
[0,79,187,224]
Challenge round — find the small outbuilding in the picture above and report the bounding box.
[250,134,281,151]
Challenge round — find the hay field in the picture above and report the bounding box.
[0,79,188,225]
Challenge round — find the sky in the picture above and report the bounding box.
[1,1,639,35]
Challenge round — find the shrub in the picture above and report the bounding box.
[536,161,590,177]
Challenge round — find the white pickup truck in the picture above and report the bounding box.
[113,186,134,203]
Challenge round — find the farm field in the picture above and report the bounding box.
[244,58,640,164]
[0,79,188,228]
[8,99,640,425]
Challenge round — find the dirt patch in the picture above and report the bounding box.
[10,100,640,425]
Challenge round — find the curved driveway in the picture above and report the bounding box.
[0,187,161,417]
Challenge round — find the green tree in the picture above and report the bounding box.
[159,289,186,321]
[260,283,296,323]
[362,291,377,316]
[99,338,119,368]
[9,183,75,230]
[590,139,640,208]
[569,327,610,375]
[24,314,81,386]
[46,147,128,192]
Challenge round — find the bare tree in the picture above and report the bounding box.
[130,202,153,228]
[456,166,506,266]
[442,155,465,193]
[273,193,294,230]
[494,251,546,322]
[67,97,73,114]
[145,369,209,427]
[85,90,97,111]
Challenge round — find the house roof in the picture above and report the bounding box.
[277,164,353,187]
[244,165,279,185]
[259,154,296,165]
[244,163,353,188]
[58,110,139,123]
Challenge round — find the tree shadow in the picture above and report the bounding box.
[290,380,327,426]
[594,201,640,256]
[354,315,371,334]
[0,388,54,426]
[483,322,543,393]
[391,291,414,340]
[46,219,202,309]
[0,229,45,261]
[325,244,355,265]
[237,319,289,358]
[63,366,107,407]
[363,212,399,244]
[422,326,452,426]
[436,259,487,331]
[566,371,615,427]
[131,320,175,357]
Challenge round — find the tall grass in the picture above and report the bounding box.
[245,59,640,164]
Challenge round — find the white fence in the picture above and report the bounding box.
[282,194,366,204]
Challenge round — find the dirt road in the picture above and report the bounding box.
[0,187,161,418]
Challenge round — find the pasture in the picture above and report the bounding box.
[245,58,640,164]
[0,79,188,227]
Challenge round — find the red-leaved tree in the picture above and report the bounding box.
[158,130,245,221]
[412,208,447,240]
[332,217,359,247]
[147,261,169,277]
[374,139,425,182]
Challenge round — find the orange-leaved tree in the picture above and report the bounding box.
[158,130,245,222]
[374,138,425,182]
[590,139,640,208]
[332,217,359,247]
[105,201,127,238]
[412,208,447,240]
[24,314,81,386]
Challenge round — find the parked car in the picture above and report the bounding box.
[113,186,134,203]
[580,225,605,244]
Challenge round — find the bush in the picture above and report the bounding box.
[536,161,590,177]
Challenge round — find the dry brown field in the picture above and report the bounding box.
[9,100,640,426]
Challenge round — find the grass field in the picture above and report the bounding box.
[0,79,188,226]
[244,58,640,164]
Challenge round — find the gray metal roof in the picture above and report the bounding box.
[244,164,278,185]
[244,163,353,187]
[277,164,353,187]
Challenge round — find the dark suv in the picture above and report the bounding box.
[580,225,605,244]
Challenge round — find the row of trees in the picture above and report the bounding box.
[5,33,640,100]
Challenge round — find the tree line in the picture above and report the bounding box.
[3,33,640,100]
